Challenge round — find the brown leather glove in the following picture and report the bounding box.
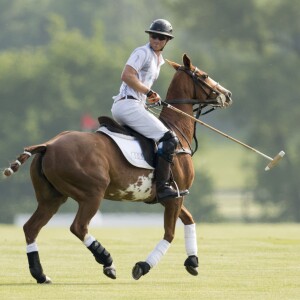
[146,89,161,105]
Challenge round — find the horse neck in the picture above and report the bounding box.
[160,94,195,145]
[160,71,203,145]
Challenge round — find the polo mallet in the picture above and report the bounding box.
[161,102,285,171]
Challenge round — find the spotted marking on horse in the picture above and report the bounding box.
[114,173,154,201]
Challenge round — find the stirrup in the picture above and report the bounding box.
[156,184,189,201]
[172,179,189,197]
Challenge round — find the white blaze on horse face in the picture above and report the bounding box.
[118,173,154,201]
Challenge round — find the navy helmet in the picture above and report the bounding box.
[145,19,174,39]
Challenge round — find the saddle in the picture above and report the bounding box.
[97,116,156,168]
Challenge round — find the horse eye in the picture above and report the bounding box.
[201,74,208,79]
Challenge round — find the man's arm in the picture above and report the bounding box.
[121,65,149,95]
[121,64,161,104]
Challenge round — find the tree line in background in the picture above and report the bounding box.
[0,0,299,222]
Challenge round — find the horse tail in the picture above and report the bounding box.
[3,144,47,177]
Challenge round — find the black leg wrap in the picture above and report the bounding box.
[88,240,113,267]
[132,261,151,280]
[27,251,47,283]
[184,255,199,276]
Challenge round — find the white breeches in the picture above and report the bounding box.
[111,99,168,142]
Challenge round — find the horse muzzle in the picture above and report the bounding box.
[216,93,233,108]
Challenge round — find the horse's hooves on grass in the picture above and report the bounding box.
[40,276,52,284]
[103,264,116,279]
[132,261,150,280]
[184,255,199,276]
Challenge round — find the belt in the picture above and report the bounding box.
[119,95,137,100]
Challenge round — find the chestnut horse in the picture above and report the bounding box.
[3,54,232,283]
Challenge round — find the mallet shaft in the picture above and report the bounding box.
[163,102,276,162]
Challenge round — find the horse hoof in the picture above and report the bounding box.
[185,265,198,276]
[132,264,143,280]
[40,276,52,284]
[184,255,199,276]
[103,264,116,279]
[132,261,150,280]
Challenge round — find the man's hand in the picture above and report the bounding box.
[146,89,161,105]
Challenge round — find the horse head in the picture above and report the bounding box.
[165,54,233,108]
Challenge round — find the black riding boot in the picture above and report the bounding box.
[155,156,188,201]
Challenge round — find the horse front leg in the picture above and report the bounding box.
[179,204,199,276]
[132,198,183,280]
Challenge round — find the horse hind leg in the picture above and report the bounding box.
[70,199,116,280]
[23,154,67,284]
[24,202,63,284]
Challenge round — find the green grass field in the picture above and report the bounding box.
[1,224,299,300]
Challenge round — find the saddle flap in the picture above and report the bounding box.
[97,116,156,169]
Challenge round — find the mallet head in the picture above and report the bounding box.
[265,151,285,171]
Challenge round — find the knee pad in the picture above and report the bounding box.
[157,131,178,161]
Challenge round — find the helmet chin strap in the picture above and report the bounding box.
[160,40,169,51]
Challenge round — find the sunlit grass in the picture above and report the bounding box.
[1,224,299,300]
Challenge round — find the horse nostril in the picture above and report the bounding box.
[227,91,232,98]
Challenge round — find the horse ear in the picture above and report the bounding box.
[183,53,192,69]
[165,59,180,71]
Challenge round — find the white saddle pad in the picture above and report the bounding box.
[97,126,154,170]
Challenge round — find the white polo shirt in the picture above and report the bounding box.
[113,43,165,103]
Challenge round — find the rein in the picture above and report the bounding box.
[166,99,218,117]
[158,100,215,156]
[161,102,219,156]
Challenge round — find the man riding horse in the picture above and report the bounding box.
[111,19,188,201]
[3,18,233,283]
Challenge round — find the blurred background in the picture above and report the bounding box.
[0,0,299,224]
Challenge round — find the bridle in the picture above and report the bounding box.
[160,65,224,155]
[166,66,223,118]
